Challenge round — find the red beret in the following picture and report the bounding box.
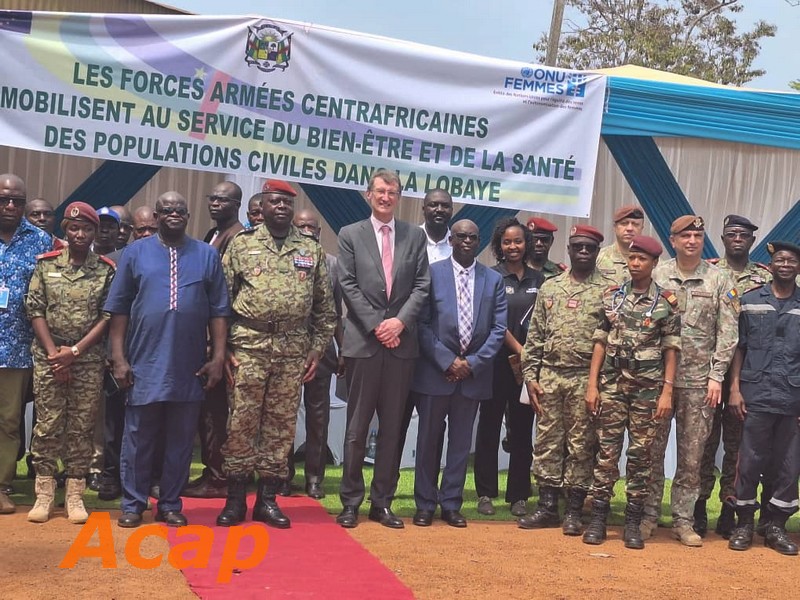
[629,235,662,258]
[569,224,604,244]
[262,179,297,197]
[526,217,558,233]
[62,201,99,228]
[613,205,644,223]
[670,215,704,234]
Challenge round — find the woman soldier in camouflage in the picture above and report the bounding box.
[25,202,115,524]
[583,235,681,549]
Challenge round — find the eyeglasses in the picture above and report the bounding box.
[723,231,753,240]
[0,196,26,207]
[371,188,400,199]
[569,243,599,252]
[264,197,294,207]
[206,195,239,204]
[453,233,479,241]
[158,207,188,216]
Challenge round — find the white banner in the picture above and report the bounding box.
[0,11,606,216]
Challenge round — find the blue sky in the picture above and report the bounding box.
[166,0,800,90]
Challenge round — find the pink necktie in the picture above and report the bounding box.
[380,224,393,299]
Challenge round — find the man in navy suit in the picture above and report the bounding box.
[336,169,430,529]
[411,220,507,527]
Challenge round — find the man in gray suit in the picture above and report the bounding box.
[336,169,430,529]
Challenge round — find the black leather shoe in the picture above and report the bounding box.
[441,509,467,528]
[97,478,122,501]
[413,509,434,527]
[728,524,754,551]
[253,500,291,529]
[306,481,325,499]
[182,478,227,499]
[117,512,143,528]
[765,525,799,556]
[155,510,188,527]
[86,473,102,492]
[0,483,13,495]
[336,506,359,528]
[368,506,404,529]
[277,480,293,497]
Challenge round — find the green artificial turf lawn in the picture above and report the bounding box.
[13,454,797,530]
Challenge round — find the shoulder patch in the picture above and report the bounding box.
[99,255,116,269]
[660,290,679,308]
[706,257,720,265]
[36,249,63,261]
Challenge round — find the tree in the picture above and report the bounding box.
[536,1,776,86]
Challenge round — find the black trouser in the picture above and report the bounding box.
[288,365,334,483]
[196,379,228,482]
[734,411,800,522]
[474,358,534,503]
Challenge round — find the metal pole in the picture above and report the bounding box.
[545,0,566,66]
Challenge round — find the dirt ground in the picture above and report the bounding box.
[2,509,796,599]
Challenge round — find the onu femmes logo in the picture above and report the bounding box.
[504,67,587,98]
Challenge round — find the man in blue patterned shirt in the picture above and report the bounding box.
[0,173,52,514]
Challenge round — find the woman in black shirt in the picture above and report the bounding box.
[474,218,545,517]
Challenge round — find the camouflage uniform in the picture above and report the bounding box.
[699,258,771,502]
[596,244,630,285]
[221,225,335,478]
[645,259,739,528]
[590,281,681,501]
[540,259,567,281]
[25,249,114,477]
[522,268,615,491]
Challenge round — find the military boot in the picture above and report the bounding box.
[28,476,56,523]
[623,501,645,549]
[518,486,560,529]
[755,502,772,537]
[582,499,610,545]
[65,478,89,524]
[715,503,736,539]
[561,488,587,536]
[252,477,290,529]
[692,498,708,538]
[728,505,756,551]
[216,474,249,527]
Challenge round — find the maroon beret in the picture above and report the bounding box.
[629,235,663,258]
[62,202,100,228]
[671,215,705,234]
[569,224,604,244]
[613,205,644,223]
[262,179,297,197]
[526,217,558,233]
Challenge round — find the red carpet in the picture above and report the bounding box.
[164,495,414,599]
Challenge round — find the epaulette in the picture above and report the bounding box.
[660,290,679,308]
[606,285,621,293]
[235,227,258,236]
[99,255,116,269]
[557,262,567,271]
[706,257,720,265]
[36,249,63,261]
[755,262,770,271]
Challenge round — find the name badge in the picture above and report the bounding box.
[526,287,538,294]
[567,298,580,309]
[692,291,712,298]
[47,272,62,278]
[294,255,314,269]
[247,250,262,255]
[0,285,8,309]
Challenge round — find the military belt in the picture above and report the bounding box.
[235,315,307,334]
[50,333,79,347]
[608,356,661,371]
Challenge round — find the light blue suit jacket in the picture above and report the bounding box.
[412,259,507,400]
